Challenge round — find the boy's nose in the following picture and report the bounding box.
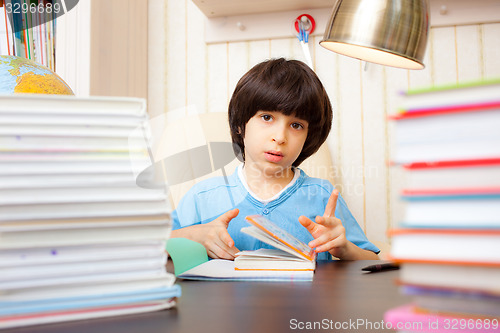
[272,127,287,144]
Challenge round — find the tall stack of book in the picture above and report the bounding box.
[384,81,500,333]
[0,95,179,329]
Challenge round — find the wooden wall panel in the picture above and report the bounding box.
[362,63,390,243]
[55,0,91,96]
[90,0,148,99]
[186,0,208,115]
[207,43,228,113]
[456,25,482,82]
[227,41,249,103]
[431,27,458,85]
[335,56,364,229]
[165,0,187,112]
[482,23,500,79]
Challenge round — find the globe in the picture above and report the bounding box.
[0,55,74,95]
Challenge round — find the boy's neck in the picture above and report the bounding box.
[242,164,296,201]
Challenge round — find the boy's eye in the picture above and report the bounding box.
[291,122,304,130]
[261,114,273,122]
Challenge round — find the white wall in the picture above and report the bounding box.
[163,0,500,245]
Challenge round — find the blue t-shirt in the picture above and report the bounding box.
[172,167,379,260]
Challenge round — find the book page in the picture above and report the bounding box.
[241,226,309,260]
[245,215,315,261]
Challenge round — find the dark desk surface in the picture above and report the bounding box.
[5,260,411,333]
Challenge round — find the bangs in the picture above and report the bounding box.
[248,63,323,125]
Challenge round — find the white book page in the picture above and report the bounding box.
[236,248,303,261]
[241,226,308,261]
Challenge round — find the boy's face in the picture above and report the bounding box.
[242,110,308,177]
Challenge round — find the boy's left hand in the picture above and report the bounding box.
[298,189,348,258]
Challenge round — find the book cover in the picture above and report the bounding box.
[399,189,500,228]
[0,299,178,329]
[0,275,176,302]
[0,199,170,222]
[401,284,500,318]
[0,240,166,267]
[0,285,182,316]
[384,304,499,333]
[389,228,500,265]
[390,102,500,165]
[396,263,500,293]
[402,159,500,191]
[1,255,168,282]
[398,79,500,112]
[0,223,172,249]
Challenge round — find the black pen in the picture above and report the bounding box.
[362,262,400,272]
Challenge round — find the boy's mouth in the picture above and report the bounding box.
[264,150,284,163]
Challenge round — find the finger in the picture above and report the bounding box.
[322,233,348,253]
[298,215,317,233]
[314,239,338,253]
[308,231,338,249]
[315,216,340,228]
[220,229,236,248]
[218,208,240,227]
[207,248,234,260]
[219,232,240,256]
[323,189,339,218]
[209,242,237,260]
[207,249,217,259]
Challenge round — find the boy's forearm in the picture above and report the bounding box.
[170,226,201,243]
[330,241,380,260]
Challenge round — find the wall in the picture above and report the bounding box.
[55,0,91,96]
[162,0,500,245]
[56,0,148,100]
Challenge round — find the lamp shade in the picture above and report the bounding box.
[320,0,429,70]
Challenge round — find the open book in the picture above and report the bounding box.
[166,238,313,281]
[235,215,316,271]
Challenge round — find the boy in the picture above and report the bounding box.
[171,58,379,261]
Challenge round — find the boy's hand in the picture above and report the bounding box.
[202,208,240,260]
[170,208,240,260]
[299,190,348,257]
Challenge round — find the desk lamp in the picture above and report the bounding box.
[319,0,429,70]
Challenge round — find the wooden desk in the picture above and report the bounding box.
[4,260,411,333]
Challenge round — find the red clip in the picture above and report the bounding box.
[294,14,316,34]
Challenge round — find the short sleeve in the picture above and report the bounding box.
[335,193,380,254]
[171,187,201,230]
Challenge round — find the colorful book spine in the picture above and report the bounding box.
[2,0,56,69]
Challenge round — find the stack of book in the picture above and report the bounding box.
[384,81,500,332]
[0,94,179,329]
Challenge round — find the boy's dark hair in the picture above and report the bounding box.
[228,58,333,167]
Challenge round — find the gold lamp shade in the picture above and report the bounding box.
[320,0,430,70]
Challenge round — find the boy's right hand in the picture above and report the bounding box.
[201,208,240,260]
[171,208,240,260]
